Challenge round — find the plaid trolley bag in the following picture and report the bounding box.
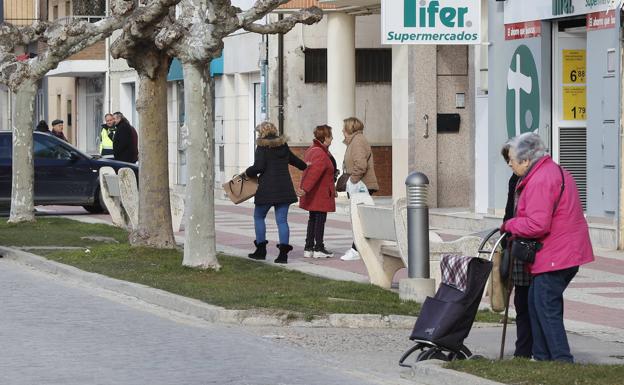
[399,228,503,364]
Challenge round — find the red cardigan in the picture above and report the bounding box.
[299,140,336,213]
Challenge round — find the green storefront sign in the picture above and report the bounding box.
[506,45,540,138]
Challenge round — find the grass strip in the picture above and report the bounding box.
[0,217,128,247]
[446,358,624,385]
[1,218,501,322]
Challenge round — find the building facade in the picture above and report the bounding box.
[487,0,622,247]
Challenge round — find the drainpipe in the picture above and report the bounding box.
[278,13,284,135]
[106,0,111,113]
[7,89,12,130]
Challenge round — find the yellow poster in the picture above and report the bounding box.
[563,86,586,120]
[562,50,586,84]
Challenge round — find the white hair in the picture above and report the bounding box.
[509,133,546,164]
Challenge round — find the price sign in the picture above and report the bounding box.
[563,86,586,121]
[562,50,586,84]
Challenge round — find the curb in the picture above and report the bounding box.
[0,246,416,329]
[400,360,505,385]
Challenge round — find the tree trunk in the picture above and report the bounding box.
[8,81,36,223]
[182,62,219,269]
[131,49,176,248]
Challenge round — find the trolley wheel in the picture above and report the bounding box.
[399,343,428,367]
[448,345,473,361]
[417,347,449,362]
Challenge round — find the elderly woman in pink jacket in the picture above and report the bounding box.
[500,133,594,363]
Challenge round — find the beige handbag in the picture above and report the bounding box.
[487,250,510,313]
[222,174,258,204]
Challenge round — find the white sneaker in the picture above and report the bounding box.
[340,248,361,261]
[303,249,314,258]
[313,247,334,258]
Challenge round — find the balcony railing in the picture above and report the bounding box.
[56,15,106,24]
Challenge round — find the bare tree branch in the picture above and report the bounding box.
[0,21,50,47]
[237,0,290,26]
[0,0,182,89]
[242,7,322,34]
[110,0,181,59]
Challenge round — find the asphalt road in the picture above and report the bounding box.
[0,258,415,385]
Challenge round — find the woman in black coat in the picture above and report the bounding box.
[501,142,532,358]
[245,121,307,264]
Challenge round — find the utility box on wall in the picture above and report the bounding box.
[437,113,461,133]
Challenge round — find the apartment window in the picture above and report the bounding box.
[66,100,72,127]
[304,49,327,83]
[52,5,58,20]
[65,1,71,17]
[356,49,392,82]
[304,48,392,84]
[56,95,61,119]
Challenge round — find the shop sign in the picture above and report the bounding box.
[382,0,481,45]
[561,49,587,121]
[504,0,615,24]
[562,50,586,84]
[506,45,540,138]
[505,21,542,40]
[587,10,616,30]
[562,86,587,120]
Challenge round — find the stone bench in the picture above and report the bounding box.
[99,166,131,229]
[99,167,184,233]
[350,194,482,289]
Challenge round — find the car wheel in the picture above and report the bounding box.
[83,188,107,214]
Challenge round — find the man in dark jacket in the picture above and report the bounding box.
[112,112,138,163]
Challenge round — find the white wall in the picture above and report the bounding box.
[217,72,260,197]
[223,32,262,74]
[166,81,180,186]
[0,86,9,131]
[267,14,392,147]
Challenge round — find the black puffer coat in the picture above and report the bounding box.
[245,135,307,205]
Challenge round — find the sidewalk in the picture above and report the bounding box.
[33,199,624,346]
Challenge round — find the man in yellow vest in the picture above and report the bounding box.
[100,113,116,156]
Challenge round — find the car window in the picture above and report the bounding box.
[0,134,11,159]
[34,136,73,160]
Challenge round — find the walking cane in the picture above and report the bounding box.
[499,245,515,361]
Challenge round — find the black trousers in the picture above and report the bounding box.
[514,285,533,358]
[305,211,328,250]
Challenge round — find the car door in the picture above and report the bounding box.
[0,133,11,206]
[34,135,96,204]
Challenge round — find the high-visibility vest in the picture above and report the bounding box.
[100,127,113,151]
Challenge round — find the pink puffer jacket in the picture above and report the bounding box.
[503,155,594,275]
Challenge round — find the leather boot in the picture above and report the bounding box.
[274,244,293,264]
[248,240,268,260]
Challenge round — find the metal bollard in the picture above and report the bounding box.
[405,172,430,279]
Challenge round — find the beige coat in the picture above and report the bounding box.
[343,131,379,191]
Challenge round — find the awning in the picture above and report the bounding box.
[167,55,224,81]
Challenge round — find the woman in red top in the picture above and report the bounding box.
[298,125,338,258]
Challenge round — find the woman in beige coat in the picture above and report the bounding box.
[341,117,379,260]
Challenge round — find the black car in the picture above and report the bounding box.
[0,131,138,213]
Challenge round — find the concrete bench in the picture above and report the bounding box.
[350,194,482,289]
[350,193,404,289]
[99,166,130,229]
[100,167,185,233]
